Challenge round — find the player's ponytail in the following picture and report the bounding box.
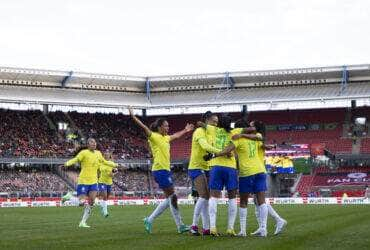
[219,114,232,132]
[150,118,167,132]
[253,120,266,137]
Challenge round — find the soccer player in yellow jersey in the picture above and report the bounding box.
[276,154,284,173]
[98,151,118,217]
[265,155,273,172]
[216,120,266,236]
[188,111,221,236]
[282,154,295,174]
[129,107,194,234]
[62,138,117,228]
[233,121,287,236]
[204,114,239,236]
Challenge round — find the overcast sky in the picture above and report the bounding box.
[0,0,369,76]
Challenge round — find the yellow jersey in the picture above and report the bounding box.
[232,132,266,177]
[65,149,117,185]
[99,163,114,185]
[265,156,273,165]
[188,127,220,171]
[206,125,236,168]
[282,157,293,168]
[272,156,282,167]
[148,132,171,171]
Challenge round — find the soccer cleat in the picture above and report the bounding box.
[78,221,90,228]
[202,229,210,236]
[61,192,73,203]
[103,212,109,218]
[210,228,220,237]
[251,228,267,237]
[237,231,247,237]
[178,224,190,234]
[143,217,152,234]
[189,225,200,236]
[226,229,237,237]
[274,219,287,235]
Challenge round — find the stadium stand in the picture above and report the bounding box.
[2,107,370,159]
[0,168,70,197]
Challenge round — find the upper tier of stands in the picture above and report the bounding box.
[1,107,370,159]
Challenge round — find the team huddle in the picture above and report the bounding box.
[62,108,287,237]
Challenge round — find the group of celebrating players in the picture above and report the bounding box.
[62,107,287,237]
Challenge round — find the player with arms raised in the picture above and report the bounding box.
[129,107,194,234]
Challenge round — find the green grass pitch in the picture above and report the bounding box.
[1,205,370,250]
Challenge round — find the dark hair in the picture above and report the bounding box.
[150,118,167,132]
[202,111,213,122]
[234,118,249,128]
[253,120,266,137]
[219,114,232,132]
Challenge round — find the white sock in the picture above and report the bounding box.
[258,203,268,230]
[267,204,281,222]
[239,207,247,234]
[227,198,237,230]
[169,195,183,228]
[201,199,210,230]
[102,200,108,214]
[70,196,80,206]
[81,204,92,224]
[255,204,261,228]
[148,198,169,223]
[192,197,205,226]
[209,197,218,229]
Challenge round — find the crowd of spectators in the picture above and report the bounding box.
[0,169,69,193]
[0,109,150,159]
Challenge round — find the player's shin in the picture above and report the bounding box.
[227,198,237,230]
[148,198,169,223]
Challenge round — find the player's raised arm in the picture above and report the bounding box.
[64,151,84,167]
[129,107,152,137]
[169,123,194,141]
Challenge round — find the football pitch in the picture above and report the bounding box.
[1,205,369,250]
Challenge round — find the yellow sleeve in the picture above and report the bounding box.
[149,132,159,143]
[195,128,220,153]
[232,138,240,149]
[198,138,221,153]
[256,133,263,140]
[165,135,171,143]
[65,151,84,166]
[98,151,117,167]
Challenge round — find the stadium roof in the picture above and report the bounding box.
[1,64,370,115]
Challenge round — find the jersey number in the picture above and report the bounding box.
[248,141,256,158]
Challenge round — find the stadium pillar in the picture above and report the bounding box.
[222,72,235,89]
[145,77,151,101]
[340,65,348,95]
[142,109,147,118]
[61,71,73,88]
[43,104,49,114]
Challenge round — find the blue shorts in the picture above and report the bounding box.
[209,166,238,191]
[188,169,209,181]
[98,183,112,194]
[265,164,272,171]
[76,184,98,196]
[152,170,173,189]
[277,167,284,174]
[239,173,267,194]
[285,167,295,174]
